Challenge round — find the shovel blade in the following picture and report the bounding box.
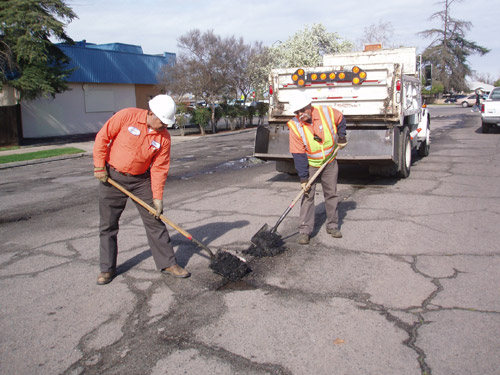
[251,223,271,245]
[251,223,282,248]
[247,223,286,257]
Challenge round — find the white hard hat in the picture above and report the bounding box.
[288,92,312,113]
[148,94,176,125]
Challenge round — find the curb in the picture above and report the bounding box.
[0,128,258,169]
[0,151,91,170]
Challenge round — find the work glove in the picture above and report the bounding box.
[337,136,348,149]
[94,166,108,183]
[301,182,310,197]
[152,199,163,219]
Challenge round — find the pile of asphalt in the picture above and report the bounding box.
[209,251,251,281]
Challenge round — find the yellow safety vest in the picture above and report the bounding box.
[287,105,339,167]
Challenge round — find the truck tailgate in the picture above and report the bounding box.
[254,125,394,162]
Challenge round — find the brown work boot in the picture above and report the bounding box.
[97,270,116,285]
[298,233,310,245]
[161,264,191,278]
[327,227,343,238]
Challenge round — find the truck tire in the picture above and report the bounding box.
[276,160,297,174]
[418,120,430,157]
[399,127,411,178]
[482,121,489,134]
[368,164,398,177]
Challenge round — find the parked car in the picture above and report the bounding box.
[456,94,478,108]
[444,94,466,103]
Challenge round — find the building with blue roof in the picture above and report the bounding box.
[17,41,175,139]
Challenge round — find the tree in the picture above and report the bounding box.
[191,106,211,135]
[357,20,396,50]
[175,103,189,136]
[255,101,269,126]
[231,41,271,104]
[0,0,77,101]
[161,29,245,134]
[246,47,273,101]
[269,23,353,68]
[419,0,489,93]
[471,72,495,86]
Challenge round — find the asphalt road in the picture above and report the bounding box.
[0,106,499,375]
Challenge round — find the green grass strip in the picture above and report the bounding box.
[0,147,86,164]
[0,146,21,152]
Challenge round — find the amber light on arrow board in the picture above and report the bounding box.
[291,66,366,86]
[291,68,306,86]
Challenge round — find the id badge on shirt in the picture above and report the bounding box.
[151,140,160,150]
[128,126,141,136]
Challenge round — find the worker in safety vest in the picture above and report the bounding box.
[287,92,348,245]
[93,94,190,285]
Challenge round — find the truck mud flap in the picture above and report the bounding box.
[339,129,394,162]
[254,125,292,161]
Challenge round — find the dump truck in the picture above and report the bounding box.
[254,47,431,178]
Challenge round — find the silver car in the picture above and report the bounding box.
[456,94,479,108]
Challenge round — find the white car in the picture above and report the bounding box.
[481,87,500,133]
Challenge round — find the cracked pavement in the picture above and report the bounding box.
[0,107,499,374]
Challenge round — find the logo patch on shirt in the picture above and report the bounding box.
[128,126,141,136]
[151,140,160,149]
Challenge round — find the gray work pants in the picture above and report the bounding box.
[299,159,339,235]
[98,168,176,272]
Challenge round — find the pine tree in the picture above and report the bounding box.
[0,0,77,100]
[419,0,489,93]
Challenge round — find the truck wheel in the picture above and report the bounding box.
[418,121,430,157]
[482,121,489,134]
[418,139,430,157]
[369,164,398,177]
[276,160,297,174]
[399,127,411,178]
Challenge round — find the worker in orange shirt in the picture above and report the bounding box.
[287,93,348,245]
[93,94,189,285]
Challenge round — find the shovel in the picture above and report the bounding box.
[107,178,250,280]
[250,159,330,254]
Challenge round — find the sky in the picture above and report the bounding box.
[64,0,499,80]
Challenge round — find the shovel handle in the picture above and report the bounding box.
[270,158,331,233]
[106,178,215,258]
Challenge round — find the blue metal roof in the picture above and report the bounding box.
[57,41,176,84]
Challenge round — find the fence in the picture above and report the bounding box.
[0,105,21,146]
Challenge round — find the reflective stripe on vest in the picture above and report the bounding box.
[287,105,339,167]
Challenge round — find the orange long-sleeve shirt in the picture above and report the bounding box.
[93,108,171,199]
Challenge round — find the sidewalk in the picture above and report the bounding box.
[0,126,256,169]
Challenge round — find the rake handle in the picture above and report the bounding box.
[107,178,215,258]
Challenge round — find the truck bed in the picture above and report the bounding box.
[269,64,421,124]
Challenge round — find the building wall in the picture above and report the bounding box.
[20,83,136,138]
[135,84,165,110]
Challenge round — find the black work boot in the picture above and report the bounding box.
[298,233,310,245]
[327,227,342,238]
